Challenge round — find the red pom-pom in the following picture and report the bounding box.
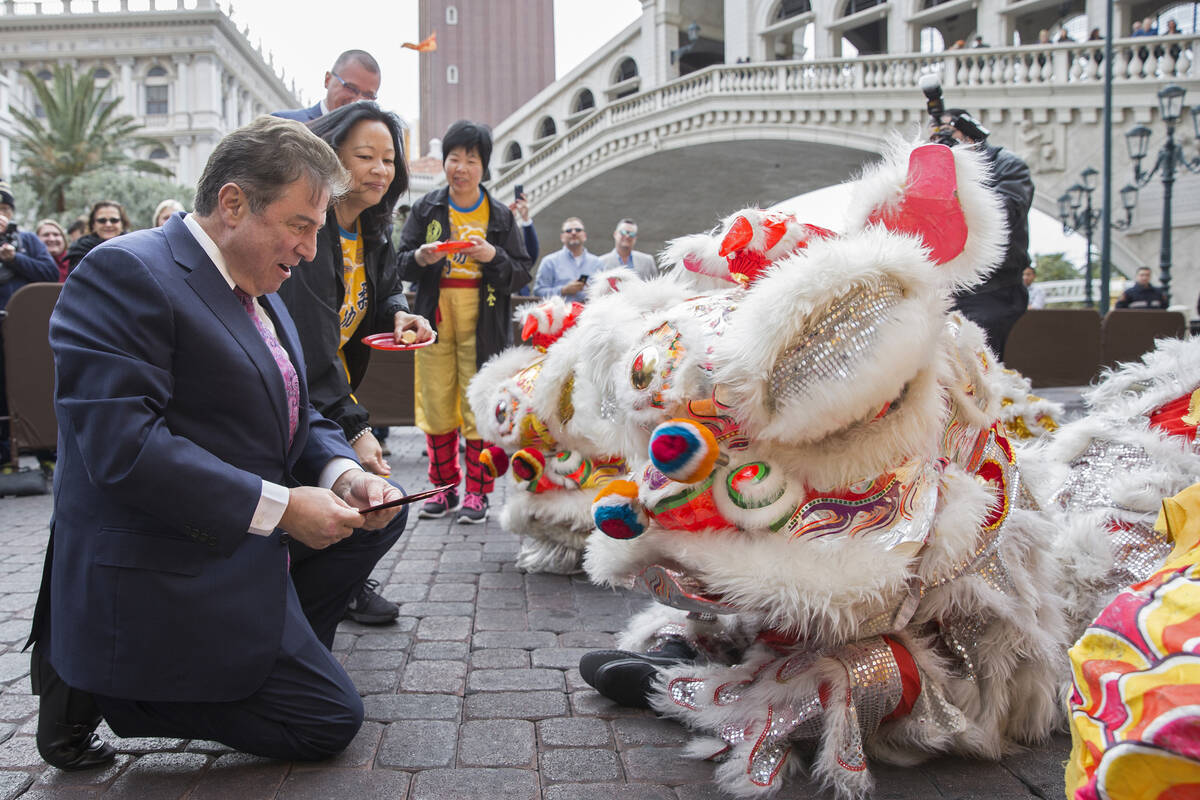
[511,448,546,483]
[479,446,509,479]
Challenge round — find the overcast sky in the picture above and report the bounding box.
[229,0,642,123]
[228,0,1083,265]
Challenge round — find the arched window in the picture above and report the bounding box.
[614,57,638,83]
[446,5,457,24]
[149,146,169,160]
[919,26,945,52]
[843,0,882,14]
[144,64,170,116]
[446,65,459,84]
[773,0,812,19]
[536,116,557,139]
[571,89,595,114]
[36,69,52,81]
[1157,2,1198,33]
[504,142,523,162]
[93,67,111,79]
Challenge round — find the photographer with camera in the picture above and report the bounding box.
[0,179,58,464]
[919,77,1034,359]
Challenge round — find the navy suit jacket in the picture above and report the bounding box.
[272,102,322,122]
[41,215,356,703]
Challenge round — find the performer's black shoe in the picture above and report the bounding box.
[579,638,698,709]
[30,645,115,771]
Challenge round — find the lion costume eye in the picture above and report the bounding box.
[631,345,660,390]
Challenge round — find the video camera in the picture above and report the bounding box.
[919,75,989,146]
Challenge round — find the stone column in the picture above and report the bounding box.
[172,54,190,130]
[173,135,193,185]
[116,57,135,117]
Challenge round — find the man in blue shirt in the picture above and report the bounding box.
[533,217,603,302]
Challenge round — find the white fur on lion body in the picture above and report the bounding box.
[466,137,1199,798]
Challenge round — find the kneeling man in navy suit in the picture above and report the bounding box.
[29,115,410,769]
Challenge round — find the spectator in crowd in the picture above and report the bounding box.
[153,199,185,228]
[509,192,540,296]
[30,115,410,771]
[398,120,532,525]
[1115,267,1168,309]
[511,193,538,264]
[598,218,658,280]
[1089,27,1103,40]
[932,108,1034,358]
[36,219,70,282]
[276,102,432,626]
[1038,28,1052,43]
[533,217,603,301]
[1055,28,1075,42]
[971,35,988,47]
[1023,266,1046,309]
[1131,19,1145,36]
[66,201,129,271]
[273,50,381,123]
[66,217,86,245]
[0,180,58,464]
[949,39,966,49]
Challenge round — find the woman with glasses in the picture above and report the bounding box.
[275,102,432,625]
[66,201,130,271]
[397,120,532,525]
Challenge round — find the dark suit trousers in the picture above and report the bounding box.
[94,508,408,761]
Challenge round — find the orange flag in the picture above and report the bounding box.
[402,32,437,52]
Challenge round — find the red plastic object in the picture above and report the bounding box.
[434,240,474,253]
[361,332,437,351]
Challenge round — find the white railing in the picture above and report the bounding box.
[493,35,1199,200]
[1040,278,1132,305]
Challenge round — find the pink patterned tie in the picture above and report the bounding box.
[235,288,299,446]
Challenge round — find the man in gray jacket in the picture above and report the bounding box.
[598,218,658,281]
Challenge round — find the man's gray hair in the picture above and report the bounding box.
[194,116,349,216]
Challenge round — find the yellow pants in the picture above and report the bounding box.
[415,286,479,438]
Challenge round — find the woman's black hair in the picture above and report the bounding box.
[307,101,409,246]
[441,120,493,182]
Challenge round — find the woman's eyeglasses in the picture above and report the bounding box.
[94,217,122,225]
[330,71,377,101]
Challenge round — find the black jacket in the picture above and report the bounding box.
[66,233,105,271]
[275,209,410,440]
[957,143,1034,295]
[1116,283,1168,309]
[398,186,532,368]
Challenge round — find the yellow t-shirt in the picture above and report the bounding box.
[338,223,368,381]
[445,192,490,281]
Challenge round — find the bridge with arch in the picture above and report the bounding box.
[468,0,1200,308]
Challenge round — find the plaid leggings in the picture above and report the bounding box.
[425,431,494,495]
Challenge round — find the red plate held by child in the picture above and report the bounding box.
[434,240,474,253]
[361,331,438,351]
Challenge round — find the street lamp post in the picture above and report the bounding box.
[1057,167,1137,308]
[1124,84,1200,305]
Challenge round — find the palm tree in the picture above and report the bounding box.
[10,65,173,217]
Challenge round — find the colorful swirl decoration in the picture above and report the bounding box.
[1067,482,1200,800]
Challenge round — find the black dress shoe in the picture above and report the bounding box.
[579,639,699,709]
[30,646,116,771]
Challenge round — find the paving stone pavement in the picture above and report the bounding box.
[0,428,1070,799]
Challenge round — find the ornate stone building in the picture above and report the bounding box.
[0,0,297,186]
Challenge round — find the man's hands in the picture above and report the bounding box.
[279,486,363,550]
[332,469,403,530]
[280,471,403,549]
[563,278,586,296]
